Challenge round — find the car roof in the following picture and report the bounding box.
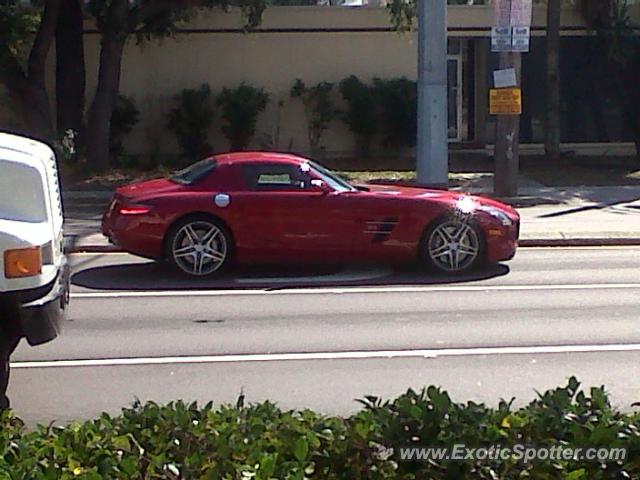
[213,151,310,166]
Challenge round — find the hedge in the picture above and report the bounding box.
[1,378,639,479]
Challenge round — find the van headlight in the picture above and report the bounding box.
[4,247,42,278]
[478,206,513,226]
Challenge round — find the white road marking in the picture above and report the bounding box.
[12,343,640,369]
[71,283,640,299]
[517,246,640,251]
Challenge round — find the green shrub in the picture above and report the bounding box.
[216,83,269,151]
[373,77,417,149]
[339,75,378,158]
[2,379,640,479]
[166,84,215,163]
[110,95,140,162]
[291,79,338,156]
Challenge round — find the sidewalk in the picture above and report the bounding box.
[451,175,640,245]
[62,178,640,253]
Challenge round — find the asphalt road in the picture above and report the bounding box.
[9,247,640,425]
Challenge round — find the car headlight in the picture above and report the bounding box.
[455,196,478,215]
[478,206,513,226]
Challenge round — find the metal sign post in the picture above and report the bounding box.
[416,0,448,188]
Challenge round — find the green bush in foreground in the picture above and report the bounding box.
[1,378,639,479]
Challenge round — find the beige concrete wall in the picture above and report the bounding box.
[103,32,420,157]
[83,7,423,158]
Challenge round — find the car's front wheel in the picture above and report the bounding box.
[422,218,483,274]
[166,216,232,277]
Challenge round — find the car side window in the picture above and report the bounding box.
[243,164,305,191]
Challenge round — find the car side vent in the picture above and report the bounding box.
[364,217,399,244]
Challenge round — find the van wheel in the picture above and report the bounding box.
[166,216,232,277]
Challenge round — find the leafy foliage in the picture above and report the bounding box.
[0,1,42,58]
[291,79,338,154]
[386,0,488,31]
[109,95,140,161]
[577,0,640,159]
[373,77,417,149]
[84,0,267,40]
[216,83,269,150]
[2,379,640,479]
[578,0,638,66]
[166,84,215,162]
[339,75,377,158]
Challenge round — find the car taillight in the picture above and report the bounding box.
[4,247,42,278]
[119,204,153,215]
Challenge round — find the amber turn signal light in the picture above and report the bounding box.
[4,247,42,278]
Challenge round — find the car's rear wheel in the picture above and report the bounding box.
[167,216,232,277]
[422,218,483,274]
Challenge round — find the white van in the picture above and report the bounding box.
[0,132,69,345]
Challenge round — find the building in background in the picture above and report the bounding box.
[1,2,638,159]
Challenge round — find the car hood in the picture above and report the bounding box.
[365,184,471,204]
[116,178,183,199]
[363,183,518,216]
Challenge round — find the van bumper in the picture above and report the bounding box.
[2,261,71,346]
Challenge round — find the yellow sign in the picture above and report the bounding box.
[490,88,522,115]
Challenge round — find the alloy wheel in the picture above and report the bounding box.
[171,221,228,276]
[427,220,480,273]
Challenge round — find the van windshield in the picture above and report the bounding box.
[0,160,48,223]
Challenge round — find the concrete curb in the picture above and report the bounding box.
[68,245,122,254]
[66,238,640,255]
[62,191,114,200]
[519,238,640,247]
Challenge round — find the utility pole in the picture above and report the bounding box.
[493,51,522,197]
[416,0,449,188]
[491,0,530,197]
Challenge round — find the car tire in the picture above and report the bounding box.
[421,216,485,274]
[165,215,233,277]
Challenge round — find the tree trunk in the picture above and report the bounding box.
[0,0,60,140]
[86,34,125,171]
[56,0,86,141]
[545,0,562,162]
[26,0,61,140]
[85,0,130,171]
[0,44,30,130]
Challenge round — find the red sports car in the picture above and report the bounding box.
[102,152,520,276]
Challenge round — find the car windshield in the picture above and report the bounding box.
[169,159,217,185]
[308,161,356,193]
